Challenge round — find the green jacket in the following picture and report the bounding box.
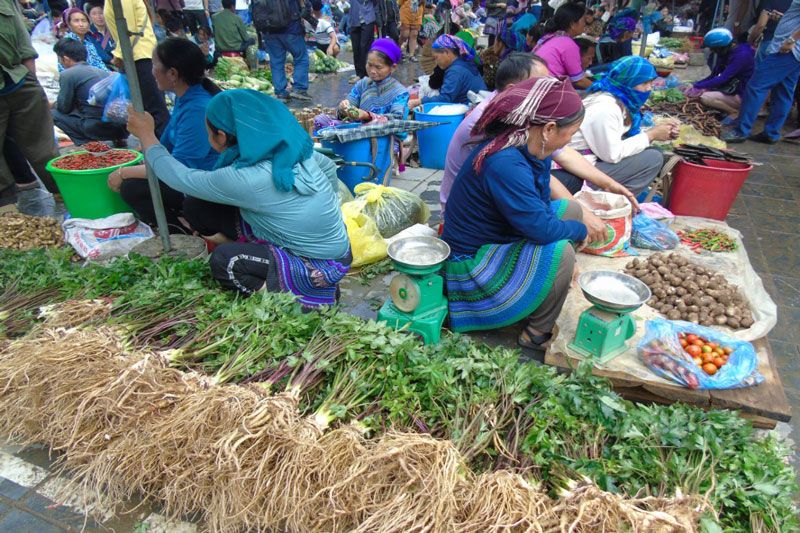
[0,0,38,91]
[211,10,250,52]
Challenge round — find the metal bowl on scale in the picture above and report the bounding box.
[577,271,651,313]
[387,236,451,272]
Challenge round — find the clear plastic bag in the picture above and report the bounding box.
[342,201,388,267]
[88,72,119,106]
[102,74,131,124]
[351,183,431,238]
[638,319,764,390]
[631,213,680,250]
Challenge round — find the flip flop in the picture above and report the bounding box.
[517,327,553,364]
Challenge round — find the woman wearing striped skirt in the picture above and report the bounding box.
[442,75,601,351]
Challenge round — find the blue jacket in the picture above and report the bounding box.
[695,44,755,96]
[422,57,487,105]
[443,144,587,256]
[160,84,218,171]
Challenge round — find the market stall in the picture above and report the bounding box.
[546,217,791,429]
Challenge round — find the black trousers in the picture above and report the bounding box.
[209,242,281,294]
[52,110,127,145]
[120,178,238,238]
[134,59,170,138]
[183,9,207,33]
[3,138,37,185]
[350,23,376,78]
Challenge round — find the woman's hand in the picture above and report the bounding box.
[107,168,124,192]
[604,181,640,212]
[126,107,159,148]
[582,208,609,244]
[646,122,679,142]
[407,97,422,110]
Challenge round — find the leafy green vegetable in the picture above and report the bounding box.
[1,248,797,531]
[648,88,687,104]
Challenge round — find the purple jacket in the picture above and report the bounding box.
[694,43,755,96]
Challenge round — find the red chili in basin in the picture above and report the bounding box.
[82,141,112,153]
[52,150,138,171]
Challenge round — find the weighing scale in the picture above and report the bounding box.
[377,236,450,344]
[568,271,651,363]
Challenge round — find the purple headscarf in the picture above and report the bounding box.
[369,38,402,65]
[61,7,88,33]
[432,34,477,62]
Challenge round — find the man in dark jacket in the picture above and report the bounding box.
[254,0,311,101]
[52,38,127,145]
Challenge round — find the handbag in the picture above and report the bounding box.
[719,78,740,96]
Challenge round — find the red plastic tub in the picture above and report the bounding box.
[668,158,752,220]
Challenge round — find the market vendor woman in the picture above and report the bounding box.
[442,76,590,351]
[125,89,351,307]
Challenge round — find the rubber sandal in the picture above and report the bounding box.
[518,329,552,364]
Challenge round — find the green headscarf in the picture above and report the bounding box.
[206,89,313,192]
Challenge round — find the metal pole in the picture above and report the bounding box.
[110,0,171,252]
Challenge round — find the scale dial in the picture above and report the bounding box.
[389,273,421,312]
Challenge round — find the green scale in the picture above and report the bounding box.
[377,236,450,345]
[568,271,651,363]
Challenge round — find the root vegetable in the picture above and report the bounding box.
[624,255,752,329]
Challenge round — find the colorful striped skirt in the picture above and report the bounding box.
[444,200,569,332]
[240,220,351,308]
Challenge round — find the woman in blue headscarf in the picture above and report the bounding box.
[126,89,352,308]
[408,34,487,107]
[552,56,678,197]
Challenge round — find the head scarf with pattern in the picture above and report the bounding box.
[586,55,656,138]
[206,90,313,192]
[604,16,637,40]
[61,7,88,32]
[470,76,584,173]
[432,34,477,62]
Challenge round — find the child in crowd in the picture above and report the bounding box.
[193,25,218,67]
[307,0,340,56]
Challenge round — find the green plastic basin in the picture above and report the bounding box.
[46,149,143,219]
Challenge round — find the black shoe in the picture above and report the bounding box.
[749,131,780,144]
[275,92,290,102]
[289,90,312,101]
[721,130,747,143]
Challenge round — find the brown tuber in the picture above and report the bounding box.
[624,254,752,330]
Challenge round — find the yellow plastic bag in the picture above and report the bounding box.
[342,201,387,267]
[352,183,431,238]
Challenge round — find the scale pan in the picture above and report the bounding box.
[578,271,651,312]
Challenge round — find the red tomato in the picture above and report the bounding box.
[713,357,726,368]
[680,339,688,348]
[686,345,702,357]
[686,334,699,343]
[702,363,718,375]
[692,339,705,347]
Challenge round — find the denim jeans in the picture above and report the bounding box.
[734,51,800,140]
[264,32,309,94]
[236,8,251,24]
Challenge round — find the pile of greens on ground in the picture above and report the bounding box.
[648,87,687,104]
[212,57,274,94]
[0,249,797,532]
[310,49,348,73]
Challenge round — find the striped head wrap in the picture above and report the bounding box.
[432,34,477,62]
[471,76,583,173]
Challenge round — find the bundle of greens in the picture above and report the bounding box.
[0,248,797,531]
[649,87,686,104]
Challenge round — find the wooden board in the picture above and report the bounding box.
[545,337,791,430]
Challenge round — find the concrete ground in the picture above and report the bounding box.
[1,55,798,530]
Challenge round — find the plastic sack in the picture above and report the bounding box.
[574,190,632,257]
[639,202,674,220]
[102,74,131,124]
[638,319,764,390]
[88,72,120,106]
[351,183,430,238]
[631,213,680,250]
[337,179,354,205]
[64,213,155,261]
[341,201,387,267]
